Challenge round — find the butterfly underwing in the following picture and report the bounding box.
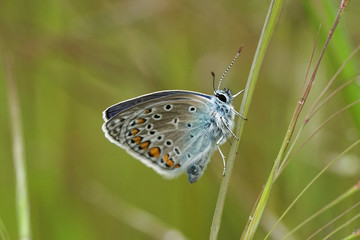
[102,89,240,183]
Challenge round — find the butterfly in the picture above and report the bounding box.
[102,48,245,183]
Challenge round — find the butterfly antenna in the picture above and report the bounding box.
[217,45,243,90]
[211,72,216,94]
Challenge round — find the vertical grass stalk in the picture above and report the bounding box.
[4,55,32,240]
[209,0,285,239]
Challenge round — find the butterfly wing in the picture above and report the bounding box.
[103,90,212,120]
[102,91,218,181]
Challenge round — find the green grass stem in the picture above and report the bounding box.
[277,98,360,178]
[4,55,32,240]
[303,0,360,131]
[320,212,360,240]
[265,139,360,239]
[281,182,360,239]
[209,0,285,239]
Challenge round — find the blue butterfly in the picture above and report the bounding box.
[102,49,245,183]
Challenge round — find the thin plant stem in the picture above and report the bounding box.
[306,44,360,119]
[265,1,351,239]
[264,139,360,239]
[281,181,360,239]
[209,0,285,239]
[275,0,350,177]
[4,55,32,240]
[307,75,360,121]
[320,212,360,240]
[277,44,360,176]
[304,0,360,132]
[277,76,360,178]
[241,0,350,238]
[306,201,360,240]
[276,98,360,178]
[246,1,349,238]
[299,25,321,97]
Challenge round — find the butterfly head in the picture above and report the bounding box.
[214,88,233,105]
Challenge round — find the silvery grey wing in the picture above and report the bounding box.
[102,91,215,179]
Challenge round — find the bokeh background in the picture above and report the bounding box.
[1,0,359,239]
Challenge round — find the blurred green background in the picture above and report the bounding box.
[1,0,359,239]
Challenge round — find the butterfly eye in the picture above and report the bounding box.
[217,94,227,102]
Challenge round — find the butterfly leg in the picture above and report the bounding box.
[232,109,247,120]
[221,117,239,141]
[216,135,226,176]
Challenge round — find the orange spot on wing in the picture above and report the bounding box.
[144,109,152,114]
[149,147,160,158]
[175,164,180,168]
[163,154,169,161]
[132,128,139,136]
[137,118,146,124]
[140,141,150,150]
[133,136,142,144]
[166,158,174,168]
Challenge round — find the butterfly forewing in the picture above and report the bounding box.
[103,91,217,179]
[103,91,211,120]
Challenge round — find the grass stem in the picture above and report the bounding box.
[4,55,32,240]
[209,0,285,239]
